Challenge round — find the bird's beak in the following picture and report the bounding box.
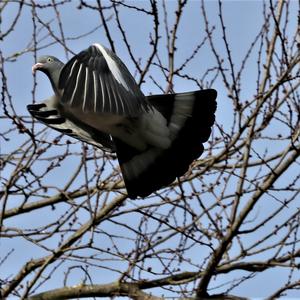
[32,63,44,74]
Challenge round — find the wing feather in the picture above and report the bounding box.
[92,70,98,112]
[59,44,151,116]
[99,73,108,112]
[82,67,89,110]
[27,101,115,152]
[69,63,83,106]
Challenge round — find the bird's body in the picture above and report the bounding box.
[67,106,171,151]
[29,43,217,198]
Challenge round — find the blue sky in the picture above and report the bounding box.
[1,1,299,299]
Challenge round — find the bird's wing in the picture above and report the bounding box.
[58,44,150,116]
[27,101,115,152]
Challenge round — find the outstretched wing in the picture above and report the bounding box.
[58,44,150,116]
[27,102,115,152]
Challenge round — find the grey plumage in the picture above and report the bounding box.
[28,43,217,198]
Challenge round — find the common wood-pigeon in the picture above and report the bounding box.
[28,43,217,199]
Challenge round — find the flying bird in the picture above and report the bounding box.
[28,43,217,199]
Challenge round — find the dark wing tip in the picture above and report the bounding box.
[207,88,217,98]
[27,103,47,112]
[28,109,58,117]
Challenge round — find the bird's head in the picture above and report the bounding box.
[32,56,64,94]
[32,56,64,75]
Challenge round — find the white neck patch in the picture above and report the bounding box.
[93,43,130,92]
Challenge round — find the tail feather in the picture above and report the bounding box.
[114,89,217,198]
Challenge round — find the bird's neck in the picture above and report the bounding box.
[49,67,63,96]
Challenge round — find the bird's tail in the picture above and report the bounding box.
[113,89,217,199]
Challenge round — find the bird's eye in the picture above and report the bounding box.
[47,57,53,63]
